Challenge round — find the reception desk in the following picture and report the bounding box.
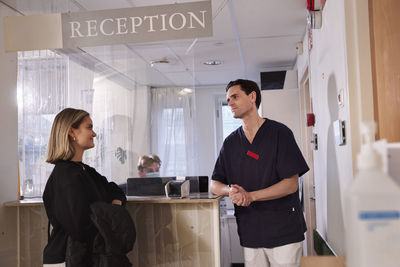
[4,193,222,267]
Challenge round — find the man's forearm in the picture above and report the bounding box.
[210,180,230,196]
[250,174,299,202]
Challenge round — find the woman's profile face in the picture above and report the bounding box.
[71,116,97,151]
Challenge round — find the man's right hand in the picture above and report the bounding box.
[229,184,253,207]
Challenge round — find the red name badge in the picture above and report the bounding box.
[247,150,259,160]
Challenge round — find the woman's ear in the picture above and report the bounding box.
[68,128,75,140]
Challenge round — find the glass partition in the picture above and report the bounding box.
[17,40,198,198]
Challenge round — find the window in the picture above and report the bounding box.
[151,88,198,177]
[161,108,186,176]
[222,104,242,140]
[214,95,242,153]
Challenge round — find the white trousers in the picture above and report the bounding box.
[244,241,303,267]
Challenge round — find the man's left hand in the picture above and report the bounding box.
[229,184,253,207]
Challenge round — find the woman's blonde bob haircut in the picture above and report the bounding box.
[46,108,90,164]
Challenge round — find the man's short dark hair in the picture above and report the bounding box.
[226,79,261,108]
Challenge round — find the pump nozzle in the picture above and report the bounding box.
[360,122,376,145]
[358,122,381,170]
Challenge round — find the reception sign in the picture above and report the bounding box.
[3,1,212,52]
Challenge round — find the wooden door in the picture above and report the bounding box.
[369,0,400,141]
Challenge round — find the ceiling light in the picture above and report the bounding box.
[178,88,193,95]
[203,60,222,66]
[182,88,193,93]
[150,57,169,67]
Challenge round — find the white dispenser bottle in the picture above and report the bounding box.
[344,122,400,267]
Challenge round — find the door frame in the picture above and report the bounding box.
[299,67,317,255]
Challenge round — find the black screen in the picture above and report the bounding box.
[260,71,286,90]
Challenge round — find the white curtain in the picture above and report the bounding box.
[151,88,198,177]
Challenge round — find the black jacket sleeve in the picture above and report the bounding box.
[87,166,127,205]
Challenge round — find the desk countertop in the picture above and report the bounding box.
[4,193,221,207]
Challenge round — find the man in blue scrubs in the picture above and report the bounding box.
[211,79,309,267]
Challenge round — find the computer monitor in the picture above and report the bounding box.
[184,176,208,193]
[126,176,209,196]
[127,177,174,196]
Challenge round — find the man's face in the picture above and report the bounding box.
[226,85,256,119]
[143,162,160,174]
[138,162,160,178]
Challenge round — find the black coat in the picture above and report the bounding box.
[91,202,135,267]
[65,202,136,267]
[43,160,128,265]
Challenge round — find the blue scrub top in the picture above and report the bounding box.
[212,119,309,248]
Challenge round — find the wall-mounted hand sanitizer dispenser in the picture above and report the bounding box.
[333,120,346,145]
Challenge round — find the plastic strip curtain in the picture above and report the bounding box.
[17,48,146,197]
[17,50,68,198]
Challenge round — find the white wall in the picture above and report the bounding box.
[343,0,375,167]
[261,89,301,145]
[283,70,298,89]
[260,70,301,144]
[0,3,19,265]
[296,0,354,255]
[195,85,226,178]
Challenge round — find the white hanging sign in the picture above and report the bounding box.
[3,1,212,52]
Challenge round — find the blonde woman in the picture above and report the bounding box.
[42,108,126,266]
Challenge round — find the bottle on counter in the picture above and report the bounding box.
[344,122,400,267]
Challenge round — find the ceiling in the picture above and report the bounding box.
[3,0,307,88]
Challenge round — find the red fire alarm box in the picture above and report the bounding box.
[307,0,324,11]
[307,113,315,127]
